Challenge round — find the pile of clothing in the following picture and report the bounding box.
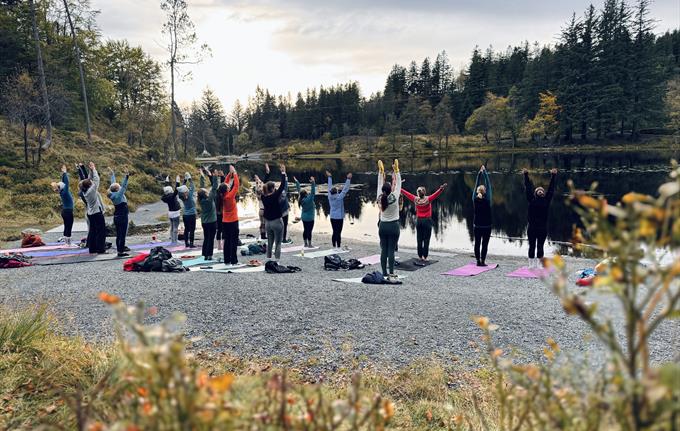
[20,229,45,248]
[241,242,267,256]
[264,261,301,274]
[124,247,187,272]
[0,253,32,269]
[361,271,402,285]
[323,254,365,271]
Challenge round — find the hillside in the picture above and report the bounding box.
[0,118,195,241]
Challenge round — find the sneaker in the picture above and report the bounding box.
[123,246,131,252]
[117,252,130,257]
[205,256,213,261]
[283,238,293,244]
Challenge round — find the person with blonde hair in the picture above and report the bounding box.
[401,180,447,262]
[523,168,558,267]
[108,168,131,257]
[51,165,74,245]
[377,159,401,279]
[472,165,492,266]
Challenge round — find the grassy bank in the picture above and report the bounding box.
[0,303,495,430]
[0,119,195,242]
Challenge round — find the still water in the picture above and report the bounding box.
[219,148,678,256]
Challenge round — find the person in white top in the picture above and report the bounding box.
[377,159,401,278]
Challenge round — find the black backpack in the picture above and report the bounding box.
[139,246,173,272]
[324,254,344,271]
[265,261,302,274]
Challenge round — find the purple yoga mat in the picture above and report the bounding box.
[506,267,552,279]
[359,254,381,265]
[1,244,80,254]
[27,241,174,258]
[442,262,498,276]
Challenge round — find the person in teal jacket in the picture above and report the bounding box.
[178,173,197,247]
[198,167,218,260]
[108,168,130,257]
[294,176,316,247]
[51,165,74,245]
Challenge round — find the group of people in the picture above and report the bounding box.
[52,160,558,276]
[51,162,131,257]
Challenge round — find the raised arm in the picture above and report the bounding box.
[377,171,384,199]
[401,188,415,202]
[338,175,351,198]
[429,185,445,201]
[274,172,287,197]
[309,179,316,203]
[61,170,69,189]
[295,178,301,195]
[327,175,333,198]
[473,171,483,201]
[120,173,129,194]
[110,170,116,187]
[546,169,557,202]
[523,170,534,202]
[226,172,240,199]
[483,170,492,202]
[392,172,401,196]
[89,165,100,189]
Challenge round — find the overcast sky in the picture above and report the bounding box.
[91,0,679,111]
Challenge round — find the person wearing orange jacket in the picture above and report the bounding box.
[221,165,240,265]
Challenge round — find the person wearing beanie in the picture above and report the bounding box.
[108,168,131,257]
[401,180,447,262]
[52,165,74,245]
[161,175,181,244]
[178,172,197,248]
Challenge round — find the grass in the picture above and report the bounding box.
[0,304,496,430]
[0,117,196,243]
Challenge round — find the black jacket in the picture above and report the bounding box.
[525,172,556,229]
[262,173,287,221]
[473,197,492,228]
[161,182,181,212]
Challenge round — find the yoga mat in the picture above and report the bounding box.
[442,263,498,277]
[194,263,247,272]
[181,256,216,267]
[400,248,457,258]
[332,274,407,283]
[395,258,439,271]
[33,252,132,266]
[506,267,552,279]
[23,240,175,258]
[281,245,319,253]
[295,249,349,259]
[1,243,80,254]
[358,254,381,265]
[221,265,265,273]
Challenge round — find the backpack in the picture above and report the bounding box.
[162,258,188,272]
[344,258,365,270]
[139,246,173,272]
[265,261,302,274]
[324,254,344,271]
[361,271,385,284]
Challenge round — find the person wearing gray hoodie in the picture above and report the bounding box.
[80,162,107,254]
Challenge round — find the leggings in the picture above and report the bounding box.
[528,226,548,259]
[330,218,344,248]
[202,221,217,258]
[183,214,196,246]
[265,218,283,259]
[87,211,107,254]
[62,209,74,237]
[215,216,223,241]
[416,218,433,259]
[222,221,239,264]
[282,213,289,241]
[379,220,400,275]
[258,208,267,239]
[474,226,491,263]
[113,213,128,253]
[169,217,180,244]
[302,220,314,244]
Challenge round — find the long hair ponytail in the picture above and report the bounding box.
[380,184,391,211]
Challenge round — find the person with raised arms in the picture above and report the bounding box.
[198,167,219,261]
[79,162,107,254]
[377,159,401,280]
[261,164,287,260]
[472,165,492,267]
[51,165,74,245]
[523,167,558,268]
[161,175,181,245]
[294,175,317,248]
[326,170,352,250]
[221,165,240,266]
[108,168,131,257]
[401,179,447,262]
[178,173,197,248]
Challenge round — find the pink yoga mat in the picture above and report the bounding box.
[359,254,381,265]
[442,262,498,276]
[506,267,553,279]
[1,244,80,254]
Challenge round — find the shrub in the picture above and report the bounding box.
[0,305,50,354]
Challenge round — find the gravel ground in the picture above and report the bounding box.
[1,228,677,370]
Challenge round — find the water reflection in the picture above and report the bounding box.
[220,149,677,256]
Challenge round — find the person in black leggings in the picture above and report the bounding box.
[473,165,492,266]
[523,168,557,267]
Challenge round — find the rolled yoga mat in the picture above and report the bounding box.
[442,263,498,277]
[506,267,552,279]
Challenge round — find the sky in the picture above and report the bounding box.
[91,0,679,112]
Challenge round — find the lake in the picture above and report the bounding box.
[218,148,679,256]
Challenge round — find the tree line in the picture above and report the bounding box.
[186,0,677,154]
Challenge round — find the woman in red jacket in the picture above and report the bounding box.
[401,182,447,261]
[221,165,240,266]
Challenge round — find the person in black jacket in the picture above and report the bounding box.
[261,164,287,260]
[473,165,492,266]
[523,168,557,267]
